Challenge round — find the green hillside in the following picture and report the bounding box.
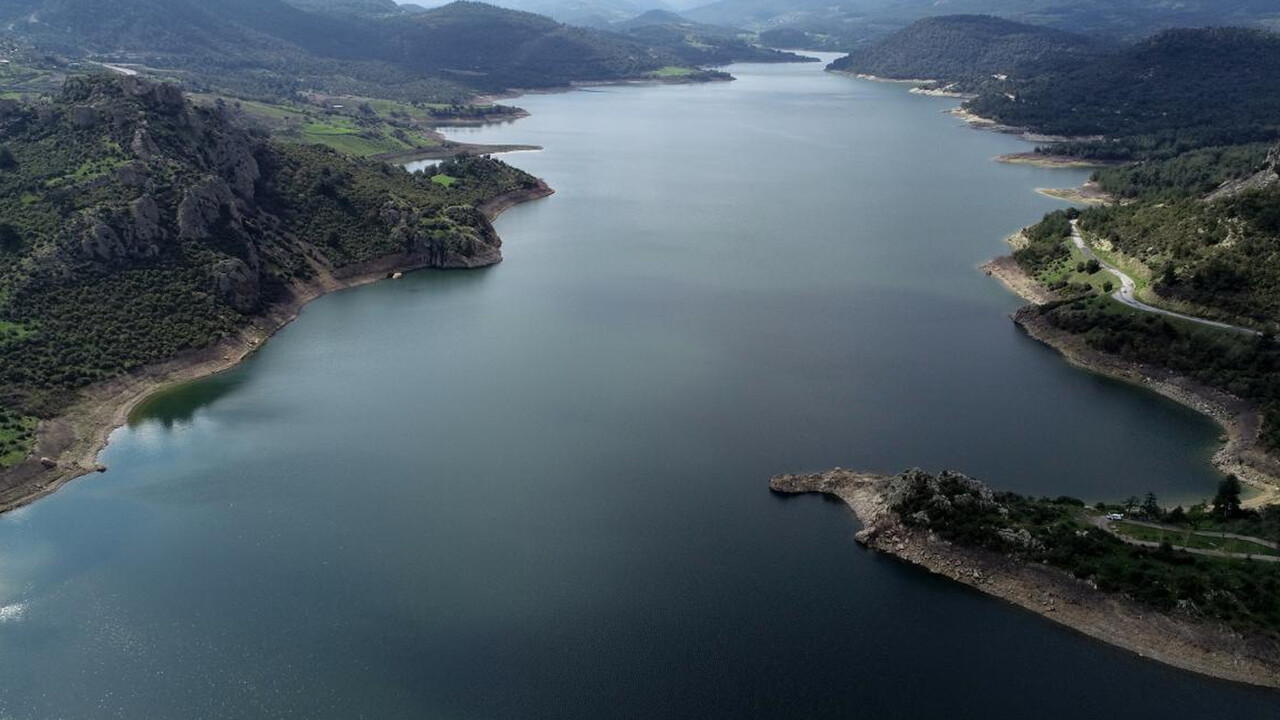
[966,28,1280,158]
[828,15,1100,87]
[0,75,541,466]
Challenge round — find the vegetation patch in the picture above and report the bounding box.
[0,406,37,469]
[890,470,1280,635]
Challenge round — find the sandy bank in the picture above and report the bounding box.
[0,181,554,515]
[770,469,1280,688]
[996,153,1109,169]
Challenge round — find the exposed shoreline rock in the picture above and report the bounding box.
[770,468,1280,688]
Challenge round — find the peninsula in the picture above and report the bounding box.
[771,468,1280,687]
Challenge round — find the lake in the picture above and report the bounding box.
[0,56,1275,718]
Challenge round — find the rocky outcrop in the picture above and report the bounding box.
[1206,143,1280,202]
[210,258,260,313]
[130,126,160,160]
[177,176,239,242]
[78,209,161,262]
[381,201,504,269]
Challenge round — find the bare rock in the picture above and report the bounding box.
[210,258,260,312]
[178,176,237,241]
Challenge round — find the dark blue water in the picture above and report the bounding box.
[0,58,1271,718]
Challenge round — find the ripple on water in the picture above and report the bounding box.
[0,603,25,623]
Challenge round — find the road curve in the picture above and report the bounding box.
[1069,220,1259,336]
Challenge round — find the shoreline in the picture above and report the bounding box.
[770,469,1280,688]
[995,152,1110,169]
[0,181,554,516]
[984,254,1280,507]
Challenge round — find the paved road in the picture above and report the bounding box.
[1069,220,1259,336]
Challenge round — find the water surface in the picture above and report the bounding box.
[0,58,1273,718]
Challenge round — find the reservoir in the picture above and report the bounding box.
[0,57,1274,717]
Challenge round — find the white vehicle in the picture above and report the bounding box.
[1106,513,1125,521]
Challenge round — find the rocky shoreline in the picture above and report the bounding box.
[985,254,1280,507]
[0,181,554,516]
[770,469,1280,688]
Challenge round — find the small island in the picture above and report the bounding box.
[771,467,1280,687]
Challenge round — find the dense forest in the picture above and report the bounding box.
[0,75,541,467]
[828,15,1101,89]
[965,28,1280,158]
[890,469,1280,635]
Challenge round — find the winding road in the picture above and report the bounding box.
[1069,220,1259,336]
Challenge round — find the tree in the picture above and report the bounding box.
[0,224,19,252]
[0,145,15,170]
[1123,495,1140,514]
[1085,258,1101,274]
[1167,505,1187,524]
[1102,280,1114,293]
[1212,475,1243,519]
[1141,492,1162,519]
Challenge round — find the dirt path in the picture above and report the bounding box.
[1087,515,1280,561]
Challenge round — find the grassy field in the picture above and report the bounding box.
[191,95,441,158]
[648,66,697,77]
[1036,240,1120,295]
[1112,521,1280,556]
[430,174,457,187]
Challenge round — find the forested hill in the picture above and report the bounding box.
[685,0,1280,48]
[965,28,1280,158]
[0,0,782,99]
[280,0,407,16]
[0,75,540,466]
[827,15,1100,87]
[612,10,817,65]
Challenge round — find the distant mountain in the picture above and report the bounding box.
[965,27,1280,156]
[828,15,1102,86]
[683,0,1280,47]
[610,9,815,64]
[0,0,720,98]
[461,0,675,26]
[283,0,407,15]
[392,2,682,88]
